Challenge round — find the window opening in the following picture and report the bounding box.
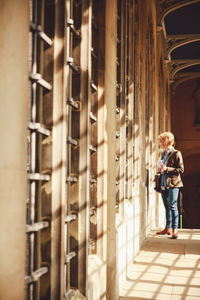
[89,0,99,255]
[116,0,122,212]
[116,0,133,212]
[65,0,81,296]
[26,0,53,299]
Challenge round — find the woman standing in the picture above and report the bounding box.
[156,132,184,239]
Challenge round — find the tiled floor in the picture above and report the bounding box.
[119,229,200,300]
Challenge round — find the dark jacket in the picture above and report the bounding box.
[163,148,184,188]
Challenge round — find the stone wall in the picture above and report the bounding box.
[0,1,29,299]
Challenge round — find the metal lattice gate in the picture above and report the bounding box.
[116,0,134,213]
[65,0,81,297]
[27,0,103,298]
[26,0,53,299]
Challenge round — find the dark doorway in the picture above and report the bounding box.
[182,154,200,228]
[171,79,200,229]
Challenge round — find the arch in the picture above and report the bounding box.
[171,72,200,90]
[167,35,200,59]
[171,60,200,79]
[160,0,200,25]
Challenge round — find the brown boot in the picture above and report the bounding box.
[172,229,178,239]
[157,228,171,235]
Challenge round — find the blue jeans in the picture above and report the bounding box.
[161,188,179,229]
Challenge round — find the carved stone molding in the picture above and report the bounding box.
[171,72,200,93]
[166,34,200,59]
[169,59,200,79]
[158,0,200,25]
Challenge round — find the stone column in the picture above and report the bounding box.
[51,1,66,298]
[0,0,29,299]
[105,0,117,299]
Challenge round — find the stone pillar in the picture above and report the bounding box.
[0,0,29,299]
[51,1,66,298]
[105,0,117,299]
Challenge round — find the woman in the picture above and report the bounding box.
[156,131,184,239]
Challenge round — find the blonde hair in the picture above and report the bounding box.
[158,131,174,148]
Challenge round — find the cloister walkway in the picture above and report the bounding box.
[119,229,200,300]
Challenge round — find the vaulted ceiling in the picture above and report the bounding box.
[158,0,200,91]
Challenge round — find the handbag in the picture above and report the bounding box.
[154,173,161,193]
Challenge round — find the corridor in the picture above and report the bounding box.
[119,230,200,300]
[1,0,200,299]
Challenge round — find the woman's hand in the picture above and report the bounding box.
[158,160,167,172]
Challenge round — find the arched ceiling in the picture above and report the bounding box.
[159,0,200,89]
